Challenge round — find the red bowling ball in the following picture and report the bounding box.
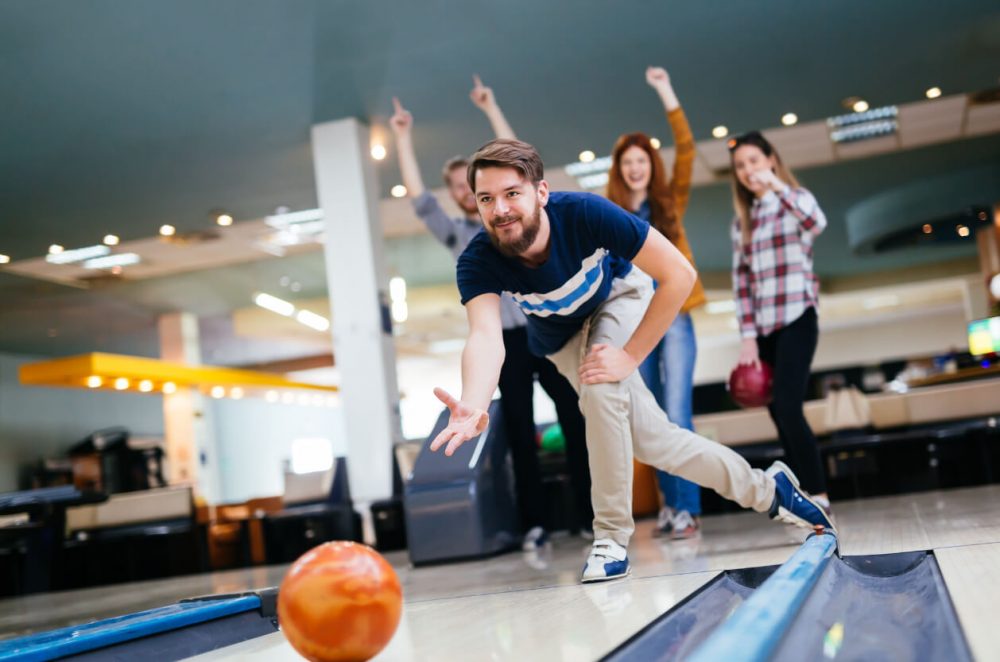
[728,361,774,408]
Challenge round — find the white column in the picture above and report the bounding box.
[158,312,221,504]
[312,118,402,542]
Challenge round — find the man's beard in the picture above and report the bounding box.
[488,204,541,257]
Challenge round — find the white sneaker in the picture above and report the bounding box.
[653,506,675,537]
[581,539,631,583]
[521,526,549,551]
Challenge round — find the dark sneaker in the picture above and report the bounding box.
[766,461,837,534]
[581,539,631,583]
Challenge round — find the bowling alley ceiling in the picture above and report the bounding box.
[1,0,999,357]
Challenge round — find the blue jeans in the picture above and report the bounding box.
[638,312,702,515]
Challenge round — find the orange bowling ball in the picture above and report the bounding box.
[278,541,403,662]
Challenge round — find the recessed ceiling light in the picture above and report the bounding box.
[265,390,279,403]
[162,382,177,394]
[852,100,869,112]
[0,254,10,264]
[957,225,970,237]
[86,375,102,388]
[712,125,729,139]
[578,150,596,163]
[230,387,244,400]
[649,137,661,149]
[114,377,130,391]
[216,214,233,227]
[49,244,64,255]
[210,386,226,399]
[925,86,942,99]
[922,224,933,234]
[159,225,176,237]
[103,234,120,246]
[781,113,798,126]
[391,185,407,198]
[138,380,154,393]
[371,144,387,160]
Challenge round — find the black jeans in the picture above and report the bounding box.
[756,307,827,494]
[498,327,593,532]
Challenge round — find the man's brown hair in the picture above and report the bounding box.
[466,139,544,192]
[441,156,469,186]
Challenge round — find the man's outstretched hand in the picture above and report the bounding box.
[428,387,490,456]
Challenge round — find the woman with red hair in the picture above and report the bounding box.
[606,67,706,539]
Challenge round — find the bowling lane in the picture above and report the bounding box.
[935,542,1000,661]
[189,570,718,662]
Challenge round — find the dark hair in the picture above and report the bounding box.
[467,139,544,192]
[441,156,469,186]
[606,132,679,243]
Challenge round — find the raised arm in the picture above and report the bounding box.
[388,97,426,198]
[646,66,695,219]
[429,293,505,456]
[470,75,517,140]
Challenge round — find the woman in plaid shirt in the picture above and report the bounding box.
[728,131,830,512]
[605,66,707,539]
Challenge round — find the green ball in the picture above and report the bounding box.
[540,424,565,453]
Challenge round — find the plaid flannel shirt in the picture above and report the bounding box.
[732,186,826,339]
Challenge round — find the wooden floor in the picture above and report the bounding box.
[2,485,999,661]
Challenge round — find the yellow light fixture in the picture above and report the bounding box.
[19,353,338,395]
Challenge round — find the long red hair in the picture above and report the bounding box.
[606,132,679,243]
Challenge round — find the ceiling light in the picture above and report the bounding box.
[47,244,111,265]
[577,173,609,189]
[216,214,233,227]
[649,138,661,149]
[230,387,244,400]
[781,113,798,126]
[852,100,869,112]
[371,144,387,160]
[48,244,64,255]
[0,254,10,264]
[83,253,141,270]
[295,309,330,332]
[114,377,129,391]
[391,185,407,198]
[265,390,279,403]
[922,224,933,234]
[211,386,226,399]
[159,225,176,237]
[282,392,295,404]
[138,380,154,393]
[925,86,942,99]
[712,125,729,139]
[86,375,102,388]
[103,234,120,246]
[389,276,407,303]
[827,106,898,144]
[578,150,595,163]
[957,225,970,238]
[991,274,1000,300]
[162,382,177,394]
[254,292,295,317]
[391,300,408,323]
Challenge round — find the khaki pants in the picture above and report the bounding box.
[548,270,775,547]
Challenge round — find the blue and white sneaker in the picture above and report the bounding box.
[766,461,837,534]
[581,539,631,583]
[522,526,549,551]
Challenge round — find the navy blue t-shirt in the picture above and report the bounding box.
[457,191,650,356]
